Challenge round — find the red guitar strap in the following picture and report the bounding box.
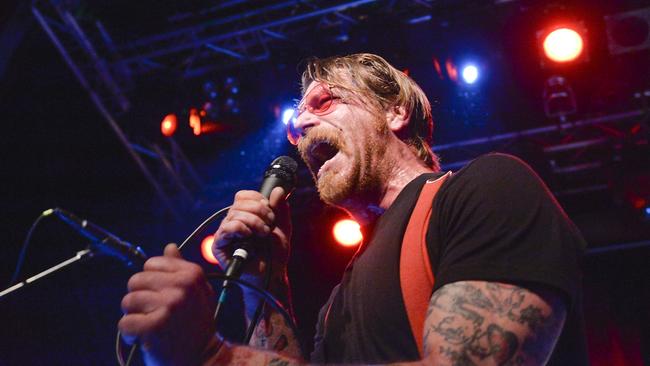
[399,172,451,356]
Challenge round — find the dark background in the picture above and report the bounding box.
[1,0,649,364]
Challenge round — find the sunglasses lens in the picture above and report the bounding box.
[285,84,336,145]
[310,86,334,115]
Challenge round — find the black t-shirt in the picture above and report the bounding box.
[311,153,588,364]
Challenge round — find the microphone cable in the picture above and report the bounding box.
[177,205,232,251]
[206,274,297,338]
[117,204,297,366]
[7,209,54,286]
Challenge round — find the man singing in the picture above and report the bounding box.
[119,53,587,365]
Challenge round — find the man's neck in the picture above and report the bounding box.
[344,141,435,225]
[377,146,434,210]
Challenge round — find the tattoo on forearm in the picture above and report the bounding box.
[423,281,565,365]
[268,358,292,366]
[273,334,288,351]
[250,304,301,358]
[211,344,301,366]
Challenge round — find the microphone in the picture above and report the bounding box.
[220,156,298,282]
[45,208,147,268]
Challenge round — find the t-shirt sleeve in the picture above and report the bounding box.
[427,153,586,307]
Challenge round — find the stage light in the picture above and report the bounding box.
[281,108,295,125]
[200,235,220,266]
[543,76,577,120]
[623,174,650,221]
[160,114,177,137]
[632,197,647,210]
[333,219,363,247]
[224,76,239,95]
[189,108,202,135]
[461,65,479,84]
[445,59,458,82]
[543,28,585,63]
[432,57,444,80]
[203,81,218,100]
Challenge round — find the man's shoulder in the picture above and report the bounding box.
[460,153,533,174]
[435,152,550,209]
[447,153,540,188]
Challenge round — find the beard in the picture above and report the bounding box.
[298,116,391,208]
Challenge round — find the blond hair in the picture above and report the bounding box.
[301,53,440,171]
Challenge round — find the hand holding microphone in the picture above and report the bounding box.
[213,156,297,301]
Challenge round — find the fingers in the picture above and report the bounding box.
[215,191,279,248]
[143,252,202,273]
[213,188,293,270]
[164,243,182,258]
[128,271,187,292]
[121,290,161,314]
[222,210,271,237]
[119,308,169,345]
[231,197,275,225]
[118,245,217,363]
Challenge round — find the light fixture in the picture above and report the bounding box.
[333,219,363,247]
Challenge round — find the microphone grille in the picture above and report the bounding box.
[265,156,298,185]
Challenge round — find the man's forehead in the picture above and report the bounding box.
[302,69,355,95]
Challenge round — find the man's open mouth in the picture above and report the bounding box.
[308,139,340,176]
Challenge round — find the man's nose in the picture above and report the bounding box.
[291,112,320,141]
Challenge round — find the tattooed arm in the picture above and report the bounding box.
[421,281,566,366]
[204,280,565,365]
[245,272,303,359]
[201,276,305,366]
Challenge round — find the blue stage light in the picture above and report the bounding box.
[461,65,479,84]
[282,108,295,125]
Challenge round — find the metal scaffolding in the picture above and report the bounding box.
[435,108,650,197]
[30,0,434,219]
[31,0,648,208]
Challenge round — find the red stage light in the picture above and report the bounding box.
[200,235,220,266]
[445,59,458,82]
[432,57,443,80]
[333,219,363,247]
[543,27,585,63]
[632,198,647,210]
[189,108,202,135]
[160,114,178,137]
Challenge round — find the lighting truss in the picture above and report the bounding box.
[30,0,433,219]
[117,0,380,79]
[435,109,650,198]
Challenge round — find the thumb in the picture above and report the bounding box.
[268,186,287,209]
[268,186,291,234]
[163,243,182,258]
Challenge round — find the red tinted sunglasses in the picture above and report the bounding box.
[287,83,341,145]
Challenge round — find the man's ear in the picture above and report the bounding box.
[385,105,410,134]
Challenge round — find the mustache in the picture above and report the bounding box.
[298,127,345,156]
[297,127,347,174]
